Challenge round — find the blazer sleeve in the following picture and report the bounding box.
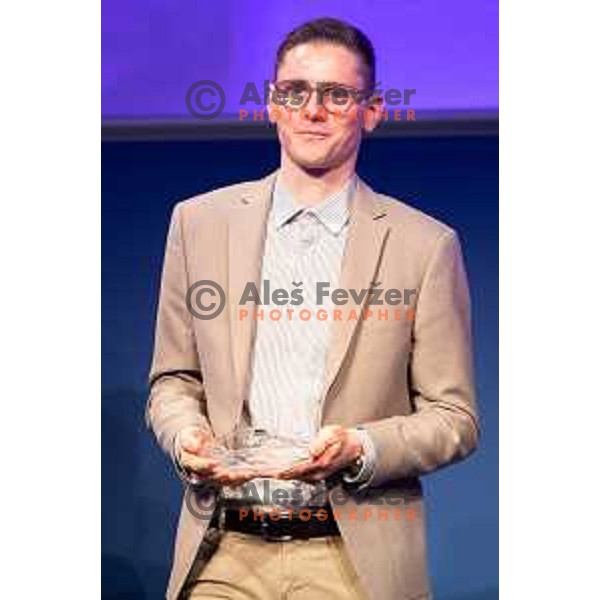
[145,202,212,466]
[362,229,480,486]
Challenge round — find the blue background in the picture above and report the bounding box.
[102,0,498,120]
[102,133,498,599]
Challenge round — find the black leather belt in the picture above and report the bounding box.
[221,504,340,542]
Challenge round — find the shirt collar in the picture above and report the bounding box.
[270,174,356,236]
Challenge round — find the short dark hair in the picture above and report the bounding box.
[275,17,376,91]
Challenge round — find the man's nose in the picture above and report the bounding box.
[305,90,327,122]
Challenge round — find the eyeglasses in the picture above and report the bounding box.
[270,80,373,114]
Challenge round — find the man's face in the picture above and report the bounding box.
[271,42,379,172]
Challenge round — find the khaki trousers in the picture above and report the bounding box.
[182,530,369,600]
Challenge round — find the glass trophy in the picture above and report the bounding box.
[203,427,312,476]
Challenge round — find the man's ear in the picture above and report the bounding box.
[362,95,385,133]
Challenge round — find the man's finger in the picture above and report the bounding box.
[180,426,217,455]
[285,465,332,483]
[313,440,343,464]
[277,449,339,480]
[180,435,200,454]
[278,437,343,477]
[180,452,218,473]
[212,468,256,486]
[275,460,313,479]
[310,428,344,458]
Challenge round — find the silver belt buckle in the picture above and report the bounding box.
[260,511,293,542]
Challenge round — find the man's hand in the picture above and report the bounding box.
[176,426,257,486]
[276,425,364,482]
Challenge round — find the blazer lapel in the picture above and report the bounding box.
[228,170,278,426]
[321,178,391,416]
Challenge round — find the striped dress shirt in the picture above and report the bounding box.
[223,173,376,509]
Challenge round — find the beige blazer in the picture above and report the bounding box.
[146,169,480,600]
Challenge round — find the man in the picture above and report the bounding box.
[147,17,479,600]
